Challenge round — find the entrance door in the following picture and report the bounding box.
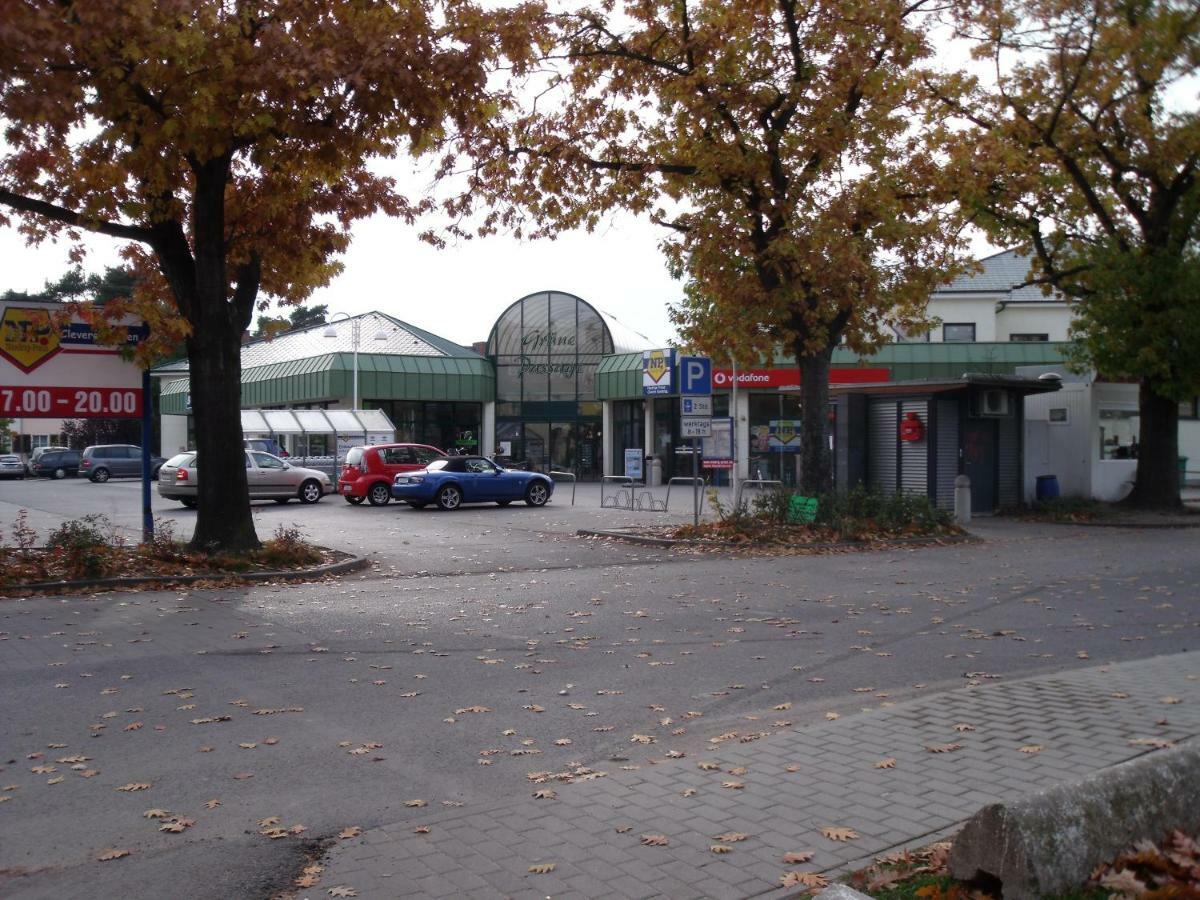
[963,418,998,514]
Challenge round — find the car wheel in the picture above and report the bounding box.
[496,500,512,507]
[408,502,426,509]
[367,483,391,506]
[54,468,66,480]
[180,498,197,509]
[345,495,365,505]
[90,467,110,483]
[298,479,323,504]
[524,480,550,507]
[436,484,463,511]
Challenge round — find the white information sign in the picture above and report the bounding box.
[681,396,712,416]
[681,417,713,438]
[623,448,644,480]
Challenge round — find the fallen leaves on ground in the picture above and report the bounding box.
[528,863,556,874]
[780,871,828,888]
[338,827,362,839]
[821,826,859,842]
[1129,737,1175,750]
[783,851,815,864]
[96,848,132,861]
[640,834,669,846]
[875,758,897,769]
[116,782,152,792]
[327,888,357,898]
[1018,745,1044,754]
[924,743,962,754]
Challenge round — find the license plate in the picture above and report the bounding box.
[342,484,352,493]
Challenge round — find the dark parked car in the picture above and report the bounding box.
[31,449,81,479]
[80,444,165,482]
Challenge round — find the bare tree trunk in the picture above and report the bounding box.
[797,344,834,495]
[186,318,259,551]
[1126,378,1182,510]
[153,157,260,552]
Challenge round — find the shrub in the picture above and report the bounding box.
[45,515,116,580]
[749,486,951,536]
[140,517,187,561]
[257,523,322,569]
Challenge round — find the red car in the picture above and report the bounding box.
[338,443,446,506]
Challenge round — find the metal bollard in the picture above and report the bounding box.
[954,474,972,525]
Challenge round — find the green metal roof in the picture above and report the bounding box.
[159,353,495,414]
[596,342,1072,399]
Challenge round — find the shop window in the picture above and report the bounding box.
[942,323,976,342]
[1099,407,1139,459]
[1179,397,1198,420]
[1048,407,1069,424]
[1009,333,1049,342]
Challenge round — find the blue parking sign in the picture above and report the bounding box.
[678,356,712,396]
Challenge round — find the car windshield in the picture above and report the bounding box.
[345,447,364,466]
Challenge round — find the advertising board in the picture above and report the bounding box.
[0,300,146,418]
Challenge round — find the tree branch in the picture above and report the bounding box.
[0,188,155,244]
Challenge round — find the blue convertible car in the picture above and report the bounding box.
[392,456,554,510]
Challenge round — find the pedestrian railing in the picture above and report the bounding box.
[734,478,783,509]
[600,475,635,510]
[548,470,576,505]
[664,476,706,511]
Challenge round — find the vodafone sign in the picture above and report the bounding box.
[711,367,889,390]
[0,300,146,418]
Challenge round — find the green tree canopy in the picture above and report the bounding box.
[948,0,1200,508]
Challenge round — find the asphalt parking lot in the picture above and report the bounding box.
[0,473,707,570]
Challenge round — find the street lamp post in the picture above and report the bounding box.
[324,313,387,410]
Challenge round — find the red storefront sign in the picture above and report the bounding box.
[0,385,144,418]
[710,367,888,390]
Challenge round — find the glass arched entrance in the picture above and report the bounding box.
[487,291,617,479]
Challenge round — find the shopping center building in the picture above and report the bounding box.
[153,285,1097,486]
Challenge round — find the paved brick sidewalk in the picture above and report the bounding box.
[308,653,1199,899]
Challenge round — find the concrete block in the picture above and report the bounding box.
[808,885,873,900]
[949,742,1200,899]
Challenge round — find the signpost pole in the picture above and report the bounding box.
[730,355,738,506]
[692,436,699,527]
[141,368,154,543]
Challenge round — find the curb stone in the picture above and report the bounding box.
[0,549,370,596]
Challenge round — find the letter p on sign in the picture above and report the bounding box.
[679,356,712,396]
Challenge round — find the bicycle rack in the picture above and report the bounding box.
[635,490,667,512]
[734,478,783,508]
[664,476,707,511]
[548,470,577,505]
[600,475,635,510]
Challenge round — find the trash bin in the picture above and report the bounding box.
[648,456,663,487]
[1035,474,1060,501]
[1181,457,1189,490]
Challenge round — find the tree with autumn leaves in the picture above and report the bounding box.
[947,0,1200,508]
[447,0,969,493]
[0,0,540,550]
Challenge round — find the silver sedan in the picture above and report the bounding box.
[157,451,332,508]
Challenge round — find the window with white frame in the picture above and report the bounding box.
[1099,406,1139,460]
[942,323,976,342]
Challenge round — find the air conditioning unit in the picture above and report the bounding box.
[976,388,1010,417]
